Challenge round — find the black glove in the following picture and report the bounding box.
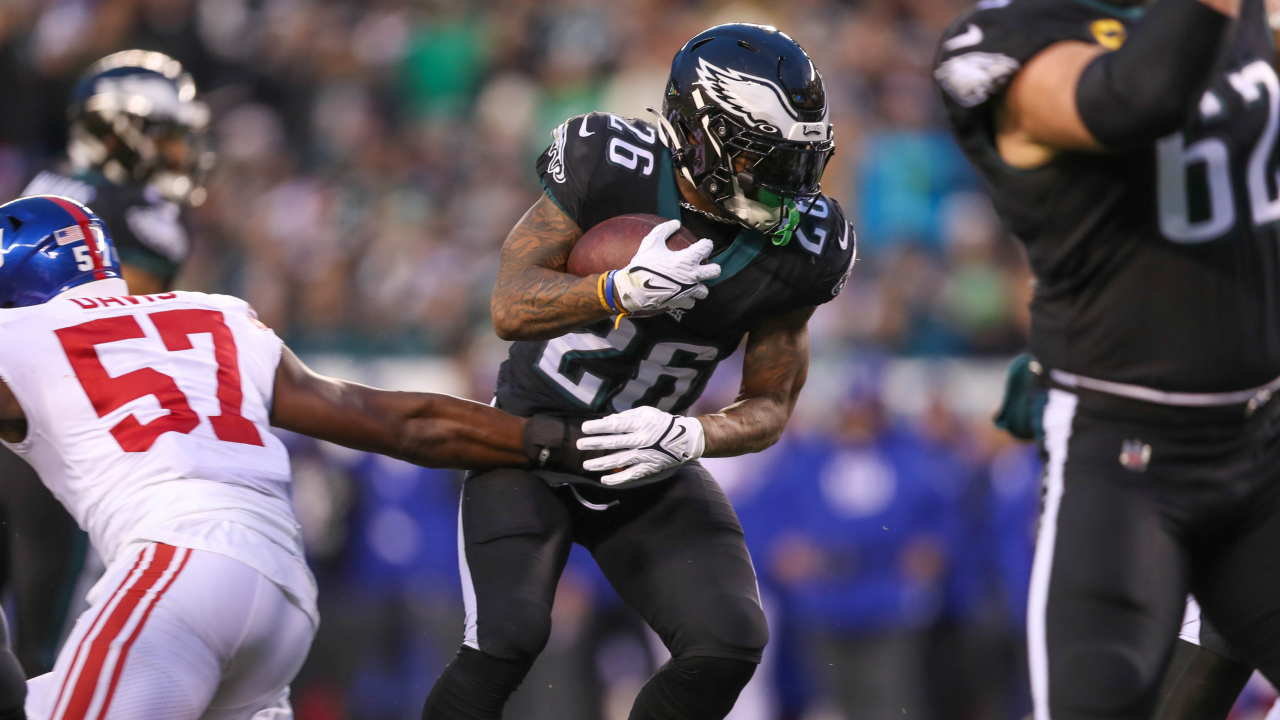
[522,415,603,474]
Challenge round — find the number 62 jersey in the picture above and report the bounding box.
[0,290,316,625]
[934,0,1280,392]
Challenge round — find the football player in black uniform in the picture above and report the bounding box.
[0,50,207,675]
[934,0,1280,716]
[20,50,204,294]
[421,24,855,720]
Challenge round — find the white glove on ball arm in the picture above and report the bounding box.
[611,220,720,313]
[576,406,706,486]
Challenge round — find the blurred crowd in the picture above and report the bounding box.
[0,0,1033,358]
[0,0,1231,719]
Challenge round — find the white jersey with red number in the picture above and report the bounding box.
[0,288,316,626]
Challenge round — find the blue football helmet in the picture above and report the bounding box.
[0,195,121,308]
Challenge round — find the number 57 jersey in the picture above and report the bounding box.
[0,290,316,625]
[935,0,1280,393]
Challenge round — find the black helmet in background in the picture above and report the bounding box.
[659,23,834,243]
[68,50,213,206]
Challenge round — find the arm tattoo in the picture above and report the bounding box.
[698,305,814,457]
[491,194,615,341]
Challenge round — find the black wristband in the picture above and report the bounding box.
[1076,0,1232,148]
[523,415,567,468]
[522,415,598,474]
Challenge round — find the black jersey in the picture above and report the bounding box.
[494,112,856,418]
[21,166,191,285]
[935,0,1280,392]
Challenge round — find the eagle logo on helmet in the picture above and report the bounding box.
[693,58,827,140]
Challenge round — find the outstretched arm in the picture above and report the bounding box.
[270,348,529,469]
[0,381,24,445]
[577,306,813,484]
[490,194,610,341]
[700,305,813,456]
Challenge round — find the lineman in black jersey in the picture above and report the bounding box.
[19,171,190,293]
[422,25,855,720]
[0,50,206,676]
[935,0,1280,716]
[19,50,205,294]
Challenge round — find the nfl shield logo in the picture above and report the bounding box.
[1119,439,1152,473]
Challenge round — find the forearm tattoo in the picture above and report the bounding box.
[699,306,814,457]
[491,194,615,341]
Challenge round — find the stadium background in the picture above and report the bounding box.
[0,0,1272,718]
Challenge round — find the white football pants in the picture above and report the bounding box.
[24,543,314,720]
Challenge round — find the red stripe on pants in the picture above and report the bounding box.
[48,550,151,719]
[57,544,182,720]
[98,548,190,716]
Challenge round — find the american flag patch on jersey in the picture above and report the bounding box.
[54,225,86,245]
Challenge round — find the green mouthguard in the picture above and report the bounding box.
[771,201,801,246]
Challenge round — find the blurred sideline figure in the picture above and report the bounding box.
[0,50,205,675]
[935,0,1280,715]
[746,386,958,719]
[0,195,603,720]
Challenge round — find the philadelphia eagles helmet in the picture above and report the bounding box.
[657,24,834,243]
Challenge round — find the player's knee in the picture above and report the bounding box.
[676,655,757,695]
[1055,642,1156,714]
[632,655,758,720]
[699,592,769,659]
[480,598,554,664]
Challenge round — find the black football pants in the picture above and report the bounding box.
[424,463,767,719]
[1032,386,1280,720]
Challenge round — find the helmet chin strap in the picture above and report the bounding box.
[647,107,699,186]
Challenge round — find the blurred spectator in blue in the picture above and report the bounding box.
[304,453,466,720]
[987,441,1042,718]
[853,71,979,257]
[744,376,962,720]
[346,455,465,717]
[925,413,1040,720]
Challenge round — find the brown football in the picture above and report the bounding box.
[566,213,698,277]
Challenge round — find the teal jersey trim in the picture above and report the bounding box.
[539,178,569,216]
[706,230,767,288]
[657,148,766,288]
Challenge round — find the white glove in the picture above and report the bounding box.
[577,406,706,485]
[611,220,720,314]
